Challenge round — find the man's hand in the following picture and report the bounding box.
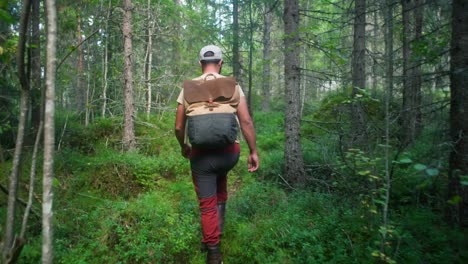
[181,144,191,159]
[248,151,259,172]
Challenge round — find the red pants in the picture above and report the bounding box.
[190,143,240,245]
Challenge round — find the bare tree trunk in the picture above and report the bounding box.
[145,0,153,119]
[101,0,111,118]
[413,0,424,135]
[20,121,43,240]
[247,0,253,115]
[300,0,310,116]
[380,0,395,253]
[371,8,378,98]
[232,0,240,79]
[448,0,468,227]
[283,0,305,185]
[383,0,394,102]
[31,0,41,131]
[401,0,424,146]
[261,4,272,112]
[85,42,91,127]
[122,0,135,151]
[3,0,31,261]
[77,14,85,112]
[351,0,367,145]
[43,0,57,262]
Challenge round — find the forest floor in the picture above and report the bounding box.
[1,110,467,263]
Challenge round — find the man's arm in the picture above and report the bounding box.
[175,104,191,158]
[237,97,259,172]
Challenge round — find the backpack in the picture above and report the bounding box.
[183,74,240,149]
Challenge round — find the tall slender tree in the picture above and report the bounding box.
[283,0,305,184]
[3,0,31,261]
[448,0,468,227]
[351,0,367,146]
[401,0,424,146]
[122,0,135,151]
[261,1,272,112]
[31,0,41,130]
[76,13,85,112]
[383,0,394,102]
[101,0,111,118]
[43,0,58,262]
[145,0,154,119]
[232,0,240,79]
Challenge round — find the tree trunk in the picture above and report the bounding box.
[247,0,253,115]
[31,0,41,131]
[3,0,31,261]
[145,0,153,119]
[122,0,135,151]
[76,14,85,112]
[283,0,305,185]
[380,0,395,250]
[371,8,378,98]
[232,0,240,79]
[448,0,468,227]
[413,0,424,135]
[43,0,57,262]
[383,0,394,102]
[401,0,424,146]
[351,0,367,145]
[261,3,272,112]
[101,0,111,118]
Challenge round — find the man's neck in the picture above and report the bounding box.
[203,67,219,75]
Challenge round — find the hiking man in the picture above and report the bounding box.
[175,45,259,264]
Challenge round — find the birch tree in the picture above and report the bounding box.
[43,0,57,261]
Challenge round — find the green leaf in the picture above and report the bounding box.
[425,168,439,177]
[358,170,371,176]
[460,176,468,186]
[447,195,462,205]
[0,9,14,24]
[413,164,427,171]
[398,158,412,164]
[53,178,60,188]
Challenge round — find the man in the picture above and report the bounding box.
[175,45,259,264]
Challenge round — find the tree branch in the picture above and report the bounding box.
[56,28,100,71]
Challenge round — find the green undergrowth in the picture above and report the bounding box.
[3,110,467,263]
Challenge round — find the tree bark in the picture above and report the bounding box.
[371,8,378,98]
[283,0,305,185]
[101,0,112,118]
[145,0,153,119]
[30,0,42,131]
[76,13,85,112]
[232,0,240,79]
[122,0,135,151]
[383,0,394,102]
[43,0,57,262]
[3,0,31,261]
[247,0,253,115]
[351,0,367,145]
[401,0,424,146]
[261,3,272,112]
[448,0,468,227]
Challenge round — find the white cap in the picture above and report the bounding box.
[199,45,222,61]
